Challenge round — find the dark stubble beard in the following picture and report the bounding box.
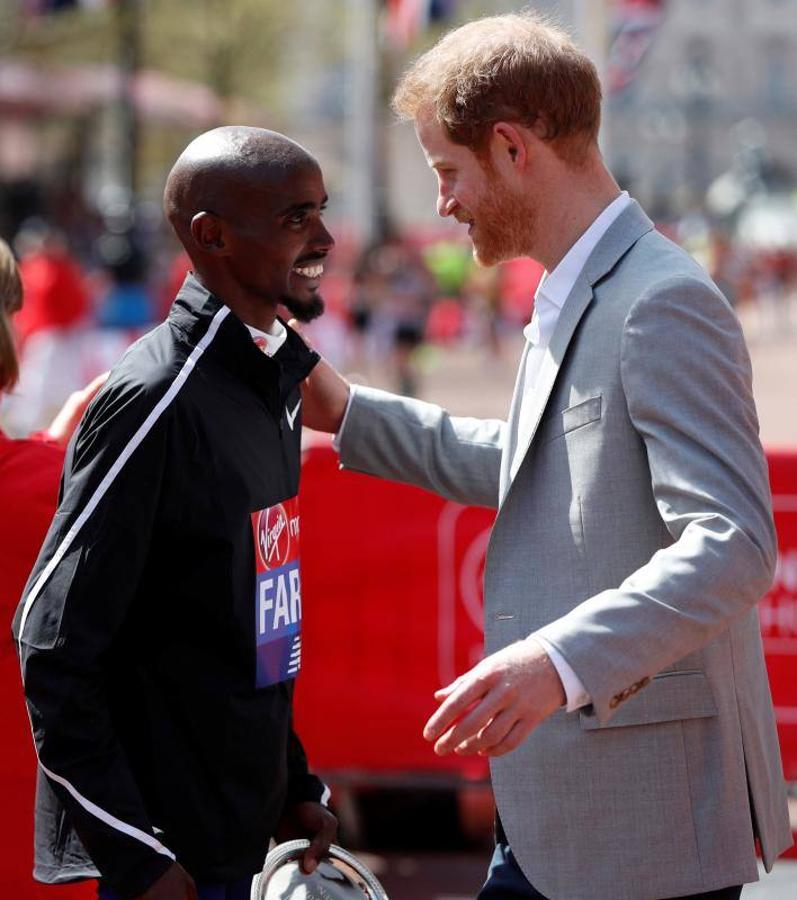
[280,292,325,323]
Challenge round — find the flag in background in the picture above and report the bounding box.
[382,0,457,51]
[21,0,110,15]
[607,0,666,95]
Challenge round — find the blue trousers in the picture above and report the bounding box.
[477,838,744,900]
[97,874,252,900]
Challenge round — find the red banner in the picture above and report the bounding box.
[296,444,797,783]
[760,449,797,779]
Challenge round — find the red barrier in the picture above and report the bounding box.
[296,444,797,783]
[2,446,793,895]
[761,449,797,780]
[295,446,491,784]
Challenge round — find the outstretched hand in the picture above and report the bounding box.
[423,639,566,758]
[301,357,351,434]
[287,319,350,434]
[46,371,109,448]
[276,801,338,875]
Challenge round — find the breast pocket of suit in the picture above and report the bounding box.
[537,394,602,446]
[579,670,718,731]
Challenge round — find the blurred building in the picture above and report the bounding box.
[607,0,797,215]
[388,0,797,228]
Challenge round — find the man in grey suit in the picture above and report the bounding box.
[301,12,792,900]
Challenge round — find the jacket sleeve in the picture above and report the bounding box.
[13,377,177,897]
[285,721,328,807]
[338,385,505,509]
[537,276,777,724]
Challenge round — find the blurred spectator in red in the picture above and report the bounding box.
[3,222,90,435]
[0,237,102,900]
[13,220,88,345]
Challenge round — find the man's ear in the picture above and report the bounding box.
[190,211,227,254]
[491,122,528,172]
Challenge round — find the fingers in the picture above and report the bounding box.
[298,357,351,433]
[83,370,110,397]
[287,318,313,348]
[481,719,530,757]
[432,686,509,756]
[456,708,519,755]
[433,675,463,701]
[301,815,337,875]
[424,672,492,748]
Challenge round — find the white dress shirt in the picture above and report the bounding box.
[520,192,631,711]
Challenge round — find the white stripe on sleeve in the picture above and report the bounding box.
[17,306,230,643]
[17,304,230,859]
[40,762,176,861]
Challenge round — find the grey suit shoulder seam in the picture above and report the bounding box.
[618,273,727,398]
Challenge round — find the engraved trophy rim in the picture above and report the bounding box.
[250,839,389,900]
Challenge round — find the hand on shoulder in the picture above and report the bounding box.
[287,319,350,434]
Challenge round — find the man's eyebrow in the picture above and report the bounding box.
[279,195,329,216]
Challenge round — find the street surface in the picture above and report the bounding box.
[410,298,797,446]
[346,295,797,447]
[354,854,797,899]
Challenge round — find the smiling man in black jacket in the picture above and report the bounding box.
[13,127,337,900]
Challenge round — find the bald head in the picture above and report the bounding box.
[161,125,333,328]
[164,126,318,244]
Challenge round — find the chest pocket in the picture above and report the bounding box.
[537,394,602,446]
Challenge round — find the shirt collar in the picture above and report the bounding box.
[537,191,631,310]
[168,272,319,411]
[246,320,287,357]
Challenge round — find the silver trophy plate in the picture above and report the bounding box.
[250,840,389,900]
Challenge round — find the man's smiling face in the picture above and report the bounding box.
[222,162,334,322]
[416,111,532,267]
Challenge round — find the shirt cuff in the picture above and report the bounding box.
[530,633,591,712]
[331,386,357,452]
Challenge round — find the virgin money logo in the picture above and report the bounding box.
[258,504,290,570]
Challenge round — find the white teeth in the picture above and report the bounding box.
[292,263,324,278]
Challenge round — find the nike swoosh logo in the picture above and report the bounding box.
[286,399,301,431]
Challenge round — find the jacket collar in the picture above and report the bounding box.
[499,200,655,506]
[168,272,319,413]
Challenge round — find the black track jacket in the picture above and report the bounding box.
[13,274,325,897]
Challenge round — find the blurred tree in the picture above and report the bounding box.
[3,0,337,117]
[2,0,348,211]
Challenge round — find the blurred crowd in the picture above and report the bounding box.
[1,209,796,438]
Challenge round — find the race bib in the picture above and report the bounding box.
[251,496,302,687]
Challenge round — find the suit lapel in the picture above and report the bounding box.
[498,279,594,506]
[499,341,531,501]
[498,201,655,507]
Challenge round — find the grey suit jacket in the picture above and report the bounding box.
[337,202,792,899]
